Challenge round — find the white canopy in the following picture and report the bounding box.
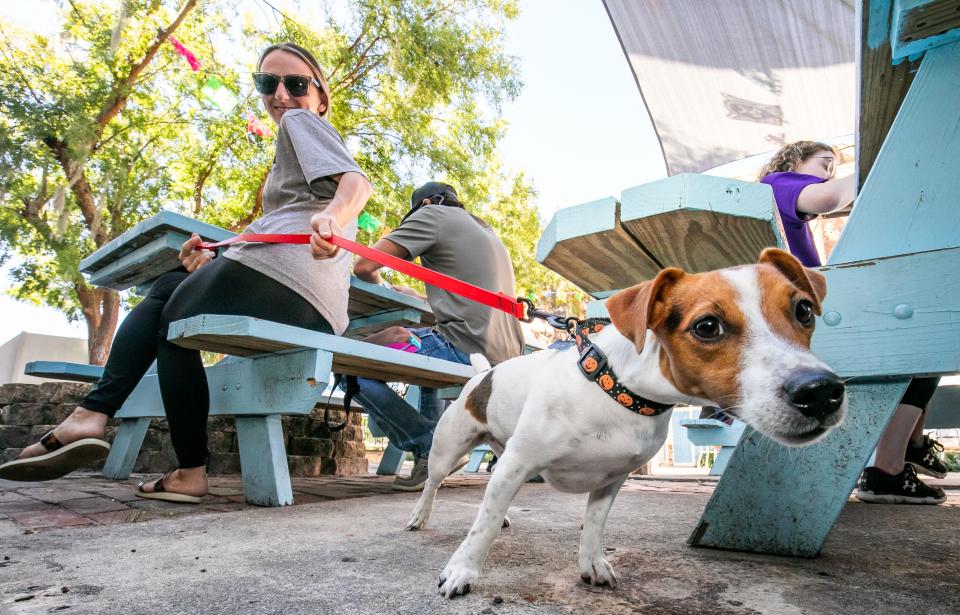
[603,0,855,175]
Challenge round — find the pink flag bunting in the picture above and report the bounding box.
[168,36,201,71]
[246,113,273,138]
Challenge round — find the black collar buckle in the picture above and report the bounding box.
[577,344,608,381]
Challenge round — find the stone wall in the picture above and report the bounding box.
[0,382,367,476]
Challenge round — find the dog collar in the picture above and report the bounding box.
[572,319,675,417]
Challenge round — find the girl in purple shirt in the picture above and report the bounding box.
[759,142,946,505]
[758,141,855,266]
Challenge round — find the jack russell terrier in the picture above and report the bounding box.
[406,248,846,598]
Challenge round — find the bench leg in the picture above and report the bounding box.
[689,380,908,556]
[376,443,406,476]
[102,418,151,480]
[465,447,489,473]
[710,446,735,476]
[235,415,293,507]
[371,385,423,476]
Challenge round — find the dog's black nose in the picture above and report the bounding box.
[784,370,845,420]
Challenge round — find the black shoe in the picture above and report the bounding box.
[857,466,945,505]
[905,435,948,479]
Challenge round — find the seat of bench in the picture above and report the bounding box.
[23,361,105,383]
[167,314,476,389]
[679,419,745,448]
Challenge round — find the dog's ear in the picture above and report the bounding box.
[758,248,827,314]
[606,268,684,353]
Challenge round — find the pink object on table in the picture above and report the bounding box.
[386,335,422,353]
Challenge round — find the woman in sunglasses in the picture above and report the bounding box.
[1,43,372,503]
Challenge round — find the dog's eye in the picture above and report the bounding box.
[795,299,815,327]
[691,317,722,340]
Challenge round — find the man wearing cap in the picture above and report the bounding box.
[347,181,525,491]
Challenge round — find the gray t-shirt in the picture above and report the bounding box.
[384,206,525,365]
[223,109,366,334]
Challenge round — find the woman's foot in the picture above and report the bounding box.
[0,406,111,482]
[136,467,208,503]
[16,407,108,460]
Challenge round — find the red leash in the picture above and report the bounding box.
[197,233,528,320]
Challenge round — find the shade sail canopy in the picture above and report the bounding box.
[603,0,855,175]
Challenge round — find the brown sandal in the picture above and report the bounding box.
[0,430,110,482]
[135,471,203,504]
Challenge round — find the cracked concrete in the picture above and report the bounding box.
[1,477,958,614]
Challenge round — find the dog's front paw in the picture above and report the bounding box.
[405,505,430,531]
[438,562,479,599]
[579,556,617,589]
[404,513,426,531]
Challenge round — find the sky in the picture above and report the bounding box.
[0,0,664,345]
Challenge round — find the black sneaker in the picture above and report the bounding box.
[905,435,948,479]
[856,466,946,505]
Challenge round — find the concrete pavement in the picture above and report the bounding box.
[1,475,958,614]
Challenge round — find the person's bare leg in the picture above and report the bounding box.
[873,403,923,474]
[15,407,108,460]
[909,409,927,448]
[138,466,208,497]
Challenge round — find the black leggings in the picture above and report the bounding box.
[901,377,940,410]
[82,258,332,468]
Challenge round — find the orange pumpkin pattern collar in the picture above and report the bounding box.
[572,319,674,417]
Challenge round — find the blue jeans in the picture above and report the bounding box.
[349,328,470,458]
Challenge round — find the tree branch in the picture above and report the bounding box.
[44,136,108,246]
[330,36,384,94]
[234,171,268,229]
[328,16,374,80]
[93,0,198,138]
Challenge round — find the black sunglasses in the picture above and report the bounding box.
[252,72,321,97]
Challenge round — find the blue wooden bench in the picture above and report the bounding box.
[23,361,104,383]
[56,210,492,503]
[538,6,960,558]
[679,419,747,476]
[93,315,476,505]
[464,443,493,473]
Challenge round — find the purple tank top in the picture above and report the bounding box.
[761,172,826,267]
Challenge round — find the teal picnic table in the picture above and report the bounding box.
[537,1,960,557]
[68,210,475,504]
[78,209,438,339]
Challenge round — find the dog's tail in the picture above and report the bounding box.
[469,353,492,373]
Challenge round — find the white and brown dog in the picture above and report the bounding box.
[406,248,847,598]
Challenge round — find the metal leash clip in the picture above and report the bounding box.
[518,298,580,332]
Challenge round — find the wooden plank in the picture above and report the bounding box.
[814,247,960,378]
[101,418,151,480]
[80,210,234,275]
[892,0,960,60]
[690,380,909,557]
[23,361,103,383]
[88,232,188,291]
[619,175,781,273]
[536,197,661,295]
[347,277,435,325]
[166,315,476,389]
[375,444,406,475]
[344,309,424,339]
[680,420,745,448]
[235,415,294,506]
[837,39,960,262]
[115,352,333,419]
[857,0,922,188]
